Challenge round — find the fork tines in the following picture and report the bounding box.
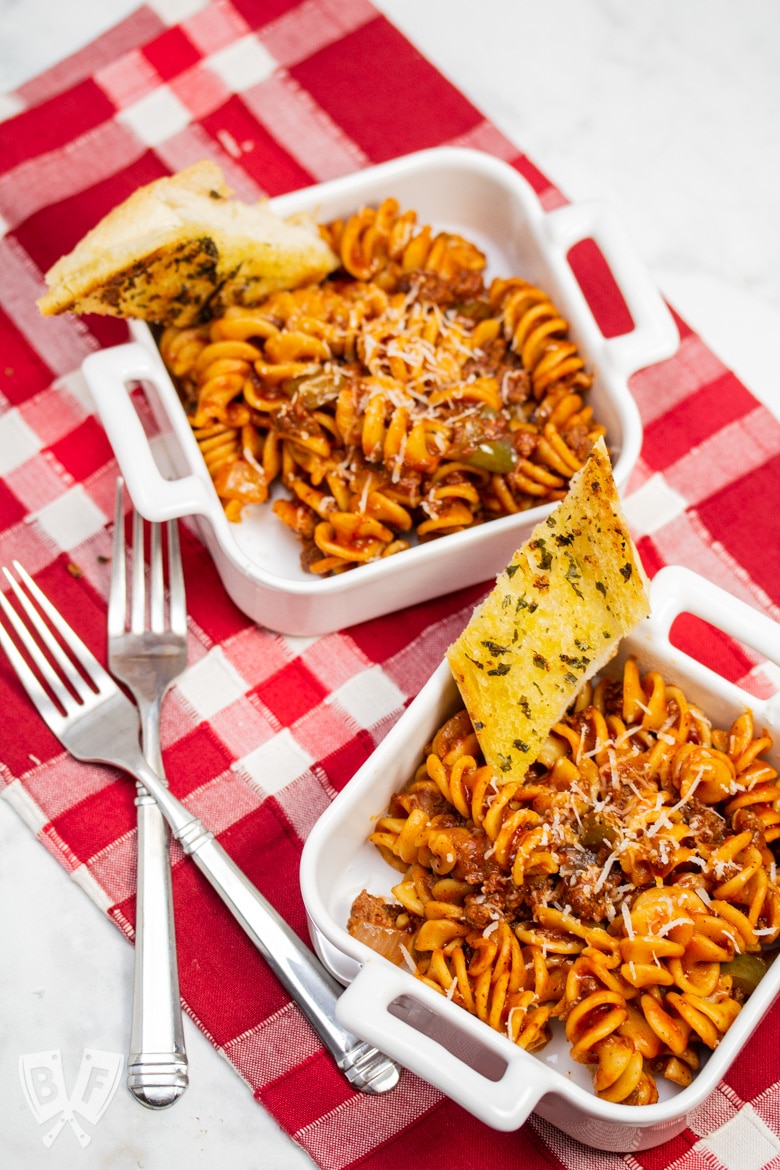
[109,479,186,639]
[0,562,112,726]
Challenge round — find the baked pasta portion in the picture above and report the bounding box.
[349,661,780,1105]
[159,198,603,575]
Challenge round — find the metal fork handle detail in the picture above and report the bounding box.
[128,797,188,1107]
[129,699,189,1108]
[129,754,399,1094]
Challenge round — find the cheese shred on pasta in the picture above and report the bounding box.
[348,661,780,1105]
[159,197,602,574]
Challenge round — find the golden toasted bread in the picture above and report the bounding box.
[446,437,650,784]
[37,160,339,327]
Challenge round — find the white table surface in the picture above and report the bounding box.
[2,2,780,1168]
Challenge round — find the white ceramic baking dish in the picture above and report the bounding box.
[300,566,780,1151]
[82,147,678,636]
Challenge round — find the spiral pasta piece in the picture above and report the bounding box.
[490,277,594,401]
[159,199,604,574]
[349,658,779,1105]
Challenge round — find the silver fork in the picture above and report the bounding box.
[108,479,188,1108]
[0,561,400,1097]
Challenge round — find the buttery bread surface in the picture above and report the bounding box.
[37,160,339,327]
[446,438,649,784]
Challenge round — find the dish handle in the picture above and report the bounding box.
[646,566,780,711]
[544,198,679,381]
[335,958,551,1131]
[82,342,219,523]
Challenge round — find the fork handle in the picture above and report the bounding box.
[128,789,189,1108]
[131,757,399,1094]
[128,693,189,1107]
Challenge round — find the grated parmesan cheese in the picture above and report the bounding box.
[621,902,635,938]
[593,851,619,894]
[400,944,418,974]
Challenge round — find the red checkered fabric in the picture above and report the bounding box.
[2,3,780,1168]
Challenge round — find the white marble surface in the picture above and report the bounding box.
[2,2,780,1168]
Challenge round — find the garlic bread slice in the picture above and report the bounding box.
[37,160,339,327]
[446,437,649,784]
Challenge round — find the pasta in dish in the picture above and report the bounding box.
[348,660,780,1104]
[159,198,602,575]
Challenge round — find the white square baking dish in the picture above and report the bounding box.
[300,566,780,1151]
[82,147,678,636]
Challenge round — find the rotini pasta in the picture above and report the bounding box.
[348,660,780,1104]
[159,198,603,573]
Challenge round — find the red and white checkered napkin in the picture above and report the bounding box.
[1,3,780,1168]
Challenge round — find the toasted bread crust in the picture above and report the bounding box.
[446,437,650,784]
[37,161,339,327]
[43,237,221,326]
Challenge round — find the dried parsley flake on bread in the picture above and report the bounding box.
[446,437,649,784]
